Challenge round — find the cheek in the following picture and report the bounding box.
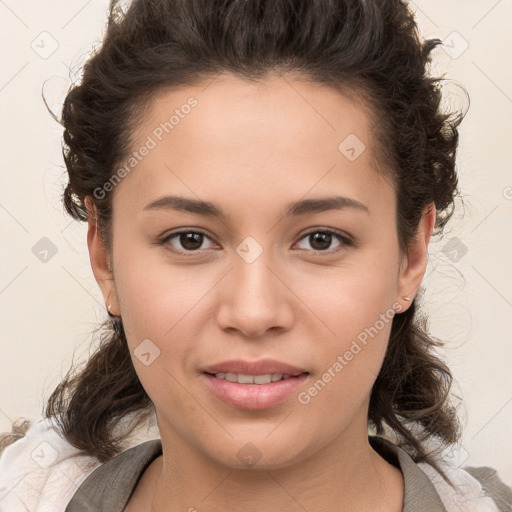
[297,300,395,440]
[292,255,398,407]
[111,250,213,395]
[114,245,212,341]
[295,249,398,344]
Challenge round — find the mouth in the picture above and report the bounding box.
[204,372,304,384]
[201,358,308,377]
[201,371,310,410]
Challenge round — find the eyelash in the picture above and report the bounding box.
[157,227,353,256]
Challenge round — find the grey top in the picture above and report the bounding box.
[65,436,509,512]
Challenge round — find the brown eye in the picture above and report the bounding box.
[295,228,352,253]
[177,232,205,251]
[161,230,215,252]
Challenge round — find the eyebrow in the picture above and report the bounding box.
[142,194,369,218]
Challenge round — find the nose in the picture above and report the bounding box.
[215,253,295,339]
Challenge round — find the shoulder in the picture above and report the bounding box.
[65,438,163,511]
[0,412,159,512]
[417,458,512,512]
[0,415,102,512]
[463,466,512,512]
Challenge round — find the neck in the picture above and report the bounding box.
[145,415,404,512]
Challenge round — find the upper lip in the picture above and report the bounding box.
[202,359,308,376]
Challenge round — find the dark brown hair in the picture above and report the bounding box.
[2,0,468,487]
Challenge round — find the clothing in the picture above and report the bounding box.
[0,415,510,512]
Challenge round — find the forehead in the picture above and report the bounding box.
[114,72,391,212]
[133,72,376,156]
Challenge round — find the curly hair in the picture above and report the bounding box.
[1,0,468,488]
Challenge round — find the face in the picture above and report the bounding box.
[88,72,433,470]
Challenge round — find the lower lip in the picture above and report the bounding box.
[202,373,309,410]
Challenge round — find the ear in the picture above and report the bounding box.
[396,202,436,312]
[85,196,120,316]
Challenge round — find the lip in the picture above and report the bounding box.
[202,372,310,410]
[201,358,308,376]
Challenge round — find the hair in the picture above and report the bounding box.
[1,0,468,488]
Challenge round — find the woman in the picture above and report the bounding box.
[0,0,510,511]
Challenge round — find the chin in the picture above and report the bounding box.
[201,435,309,471]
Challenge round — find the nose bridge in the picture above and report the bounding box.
[233,233,276,290]
[216,238,293,337]
[235,247,276,300]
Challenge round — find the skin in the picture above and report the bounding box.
[86,72,436,512]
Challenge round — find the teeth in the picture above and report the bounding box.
[253,374,272,384]
[214,373,288,384]
[237,374,254,384]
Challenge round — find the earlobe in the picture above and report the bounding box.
[396,203,436,311]
[85,196,120,316]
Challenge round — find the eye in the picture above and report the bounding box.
[294,228,352,253]
[159,230,217,253]
[157,227,352,255]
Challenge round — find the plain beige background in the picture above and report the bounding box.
[1,0,511,481]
